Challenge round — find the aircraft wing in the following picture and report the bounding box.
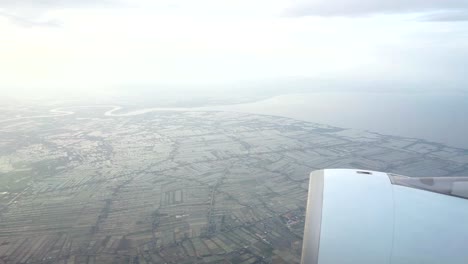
[301,169,468,264]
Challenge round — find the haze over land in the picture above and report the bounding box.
[1,0,468,263]
[1,0,468,96]
[1,0,468,148]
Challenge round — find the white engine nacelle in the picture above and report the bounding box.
[301,169,468,264]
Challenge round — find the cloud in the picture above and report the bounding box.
[287,0,468,20]
[0,0,121,27]
[0,0,119,9]
[420,11,468,22]
[0,11,61,27]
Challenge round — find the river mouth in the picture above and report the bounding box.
[207,92,468,149]
[2,91,467,148]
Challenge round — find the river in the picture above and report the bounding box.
[2,92,467,148]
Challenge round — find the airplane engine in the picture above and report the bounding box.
[301,169,468,264]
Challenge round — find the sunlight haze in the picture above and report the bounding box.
[1,0,467,98]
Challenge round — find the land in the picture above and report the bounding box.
[0,106,467,264]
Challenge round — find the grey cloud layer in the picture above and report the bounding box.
[0,0,120,27]
[0,0,118,9]
[0,11,60,27]
[421,10,468,21]
[288,0,468,21]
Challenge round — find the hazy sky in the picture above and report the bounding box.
[1,0,467,98]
